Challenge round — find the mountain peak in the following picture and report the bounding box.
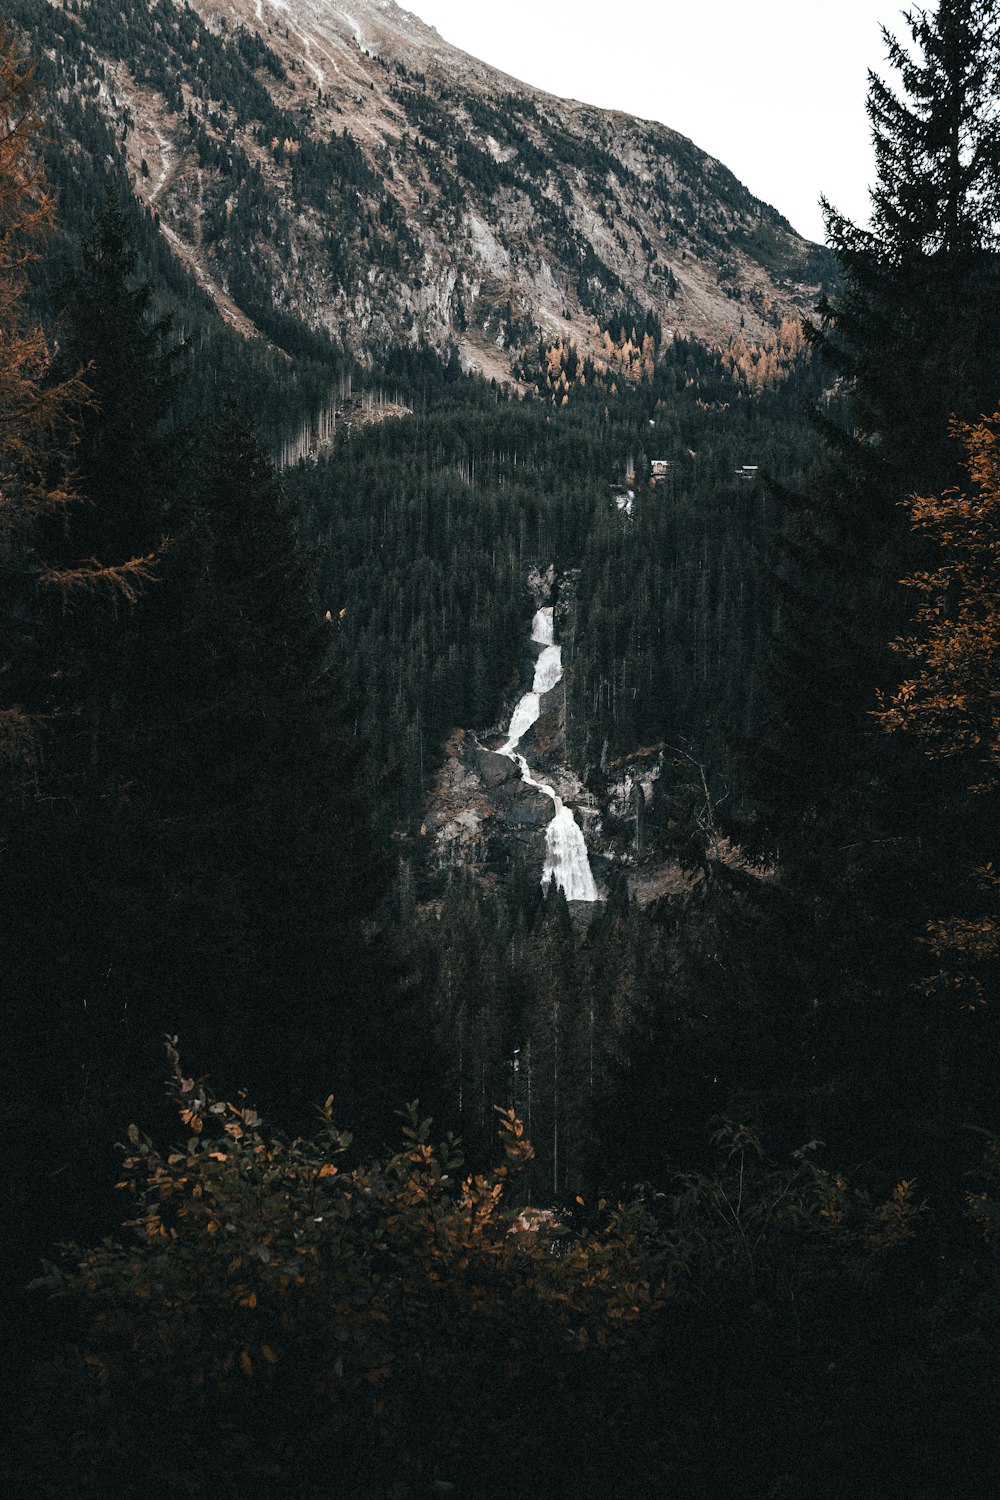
[43,0,828,375]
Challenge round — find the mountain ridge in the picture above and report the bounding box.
[34,0,830,377]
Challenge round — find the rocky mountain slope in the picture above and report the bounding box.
[29,0,828,378]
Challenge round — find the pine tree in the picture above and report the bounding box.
[0,26,91,775]
[14,198,191,1050]
[31,193,188,801]
[753,0,1000,853]
[153,407,395,1126]
[55,191,185,563]
[0,35,164,1280]
[876,410,1000,1129]
[428,870,511,1156]
[827,0,1000,457]
[523,881,582,1197]
[740,0,1000,1166]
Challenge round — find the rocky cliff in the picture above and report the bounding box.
[33,0,831,377]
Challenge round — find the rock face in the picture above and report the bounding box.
[473,747,520,790]
[472,747,552,828]
[604,749,665,823]
[424,731,552,875]
[37,0,832,379]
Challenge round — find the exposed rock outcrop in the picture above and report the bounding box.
[40,0,830,379]
[424,730,552,876]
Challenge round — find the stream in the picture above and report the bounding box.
[499,607,600,902]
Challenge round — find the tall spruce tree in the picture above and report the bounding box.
[875,409,1000,1125]
[741,0,1000,1171]
[0,28,84,1284]
[0,70,171,1279]
[24,194,188,1005]
[6,189,394,1273]
[157,409,395,1128]
[0,61,141,775]
[56,193,185,560]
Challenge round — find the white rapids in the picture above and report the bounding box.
[499,607,599,902]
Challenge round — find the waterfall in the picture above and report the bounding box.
[499,606,600,902]
[542,805,599,902]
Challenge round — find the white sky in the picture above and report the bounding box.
[401,0,920,244]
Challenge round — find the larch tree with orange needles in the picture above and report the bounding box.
[735,0,1000,1174]
[0,24,166,1290]
[0,24,154,784]
[878,411,1000,1012]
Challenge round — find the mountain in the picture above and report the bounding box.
[23,0,829,379]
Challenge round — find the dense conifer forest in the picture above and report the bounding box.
[5,2,1000,1496]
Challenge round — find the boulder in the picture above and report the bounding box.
[493,783,553,828]
[473,747,519,788]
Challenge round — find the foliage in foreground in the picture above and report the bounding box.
[878,408,1000,1010]
[12,1043,1000,1499]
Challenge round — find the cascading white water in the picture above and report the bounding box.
[543,806,599,900]
[502,692,541,750]
[531,609,554,646]
[499,606,599,902]
[533,645,563,695]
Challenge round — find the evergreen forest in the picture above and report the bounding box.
[5,3,1000,1496]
